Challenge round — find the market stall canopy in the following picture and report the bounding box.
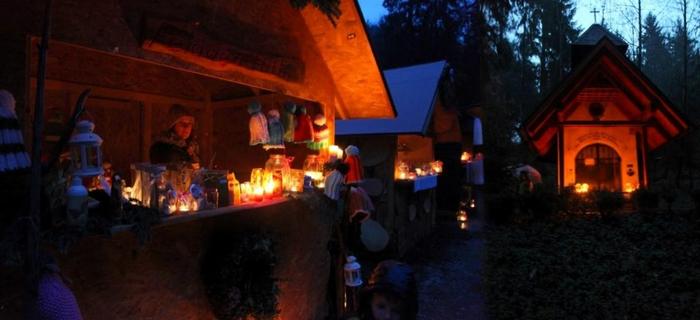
[15,0,395,119]
[522,28,690,156]
[336,61,447,135]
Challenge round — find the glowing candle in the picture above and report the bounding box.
[264,179,275,199]
[329,145,343,161]
[461,151,471,163]
[240,182,251,203]
[253,186,264,202]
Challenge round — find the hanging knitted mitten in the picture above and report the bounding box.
[248,101,269,146]
[264,109,285,150]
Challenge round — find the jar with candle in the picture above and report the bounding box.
[265,154,291,192]
[240,182,251,203]
[289,169,305,192]
[227,172,241,205]
[303,155,324,182]
[397,161,410,180]
[250,168,264,189]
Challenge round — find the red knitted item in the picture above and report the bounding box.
[344,155,363,184]
[294,114,314,143]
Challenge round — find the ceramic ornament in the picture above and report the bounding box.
[248,101,270,146]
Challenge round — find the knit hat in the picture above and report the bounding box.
[247,101,263,115]
[167,104,194,129]
[267,109,280,119]
[313,113,326,126]
[0,90,30,172]
[345,145,360,157]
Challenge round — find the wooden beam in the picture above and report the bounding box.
[29,78,205,108]
[211,93,281,109]
[201,91,214,167]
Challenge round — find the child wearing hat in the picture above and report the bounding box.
[149,104,200,168]
[358,260,418,320]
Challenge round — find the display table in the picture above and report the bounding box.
[395,175,438,192]
[34,193,338,320]
[393,176,437,255]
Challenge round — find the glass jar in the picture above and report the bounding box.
[397,161,410,180]
[289,169,305,192]
[303,155,324,182]
[250,168,264,189]
[265,154,291,192]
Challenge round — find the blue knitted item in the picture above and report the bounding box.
[265,109,285,149]
[30,272,83,320]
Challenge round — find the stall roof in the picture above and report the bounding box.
[336,60,447,136]
[20,0,396,119]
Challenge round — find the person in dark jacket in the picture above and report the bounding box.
[149,104,200,168]
[358,260,418,320]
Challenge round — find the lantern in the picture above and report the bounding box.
[344,256,362,287]
[457,209,468,222]
[69,120,103,177]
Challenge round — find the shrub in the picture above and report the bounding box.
[486,192,517,225]
[691,189,700,218]
[632,188,659,213]
[521,184,560,221]
[592,190,624,219]
[659,185,678,213]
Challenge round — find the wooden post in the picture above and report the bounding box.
[142,101,153,162]
[27,0,53,290]
[202,91,214,167]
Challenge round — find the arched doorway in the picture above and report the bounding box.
[575,143,621,191]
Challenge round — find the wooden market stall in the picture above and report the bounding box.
[336,61,463,256]
[0,0,396,319]
[523,24,690,194]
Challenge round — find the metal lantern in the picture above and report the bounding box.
[69,120,103,177]
[344,256,363,287]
